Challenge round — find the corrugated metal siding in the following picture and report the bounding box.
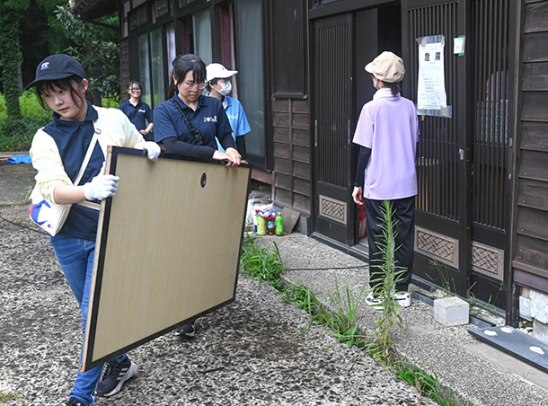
[513,0,548,280]
[406,2,459,220]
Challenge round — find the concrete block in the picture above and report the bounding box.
[531,290,548,324]
[434,296,469,326]
[533,319,548,344]
[520,296,532,321]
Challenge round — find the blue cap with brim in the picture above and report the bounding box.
[25,54,86,91]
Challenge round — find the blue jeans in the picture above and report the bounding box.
[51,233,125,405]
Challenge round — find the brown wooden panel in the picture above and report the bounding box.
[274,157,291,175]
[275,172,291,190]
[293,161,310,180]
[293,129,310,147]
[292,99,309,113]
[523,63,548,91]
[518,150,548,181]
[274,187,291,206]
[292,145,310,163]
[524,2,548,33]
[523,32,548,63]
[292,113,309,130]
[521,92,548,121]
[251,168,274,184]
[273,127,289,143]
[272,98,289,112]
[274,142,291,159]
[516,206,548,241]
[293,193,310,214]
[521,121,548,151]
[515,234,548,275]
[517,178,548,211]
[293,178,311,196]
[83,149,250,371]
[273,112,290,128]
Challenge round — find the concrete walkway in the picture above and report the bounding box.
[256,234,548,406]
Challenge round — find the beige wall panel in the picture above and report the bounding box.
[82,149,250,371]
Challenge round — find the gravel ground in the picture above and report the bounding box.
[0,203,421,406]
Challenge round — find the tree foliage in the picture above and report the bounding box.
[53,5,120,102]
[0,0,29,119]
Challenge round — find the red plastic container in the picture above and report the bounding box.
[358,204,367,239]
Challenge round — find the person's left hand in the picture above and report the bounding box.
[144,141,161,161]
[224,147,241,167]
[140,129,148,135]
[352,186,364,205]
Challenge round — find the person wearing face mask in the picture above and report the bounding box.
[205,63,250,162]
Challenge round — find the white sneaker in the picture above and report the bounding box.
[395,292,411,308]
[365,292,384,310]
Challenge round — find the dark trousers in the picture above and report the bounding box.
[364,196,415,293]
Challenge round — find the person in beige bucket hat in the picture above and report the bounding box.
[364,51,405,83]
[352,51,419,310]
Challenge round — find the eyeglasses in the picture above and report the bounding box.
[182,82,206,91]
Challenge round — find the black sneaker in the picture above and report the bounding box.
[66,397,88,406]
[95,356,137,397]
[176,322,195,337]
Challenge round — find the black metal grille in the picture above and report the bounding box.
[472,0,509,230]
[315,19,349,187]
[271,0,307,97]
[406,2,459,220]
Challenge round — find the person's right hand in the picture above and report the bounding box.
[212,150,241,167]
[352,186,363,205]
[83,175,120,201]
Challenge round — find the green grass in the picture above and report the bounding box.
[240,202,471,405]
[0,390,17,402]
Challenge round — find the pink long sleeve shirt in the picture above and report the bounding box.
[353,88,420,200]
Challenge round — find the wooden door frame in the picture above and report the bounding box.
[310,12,356,245]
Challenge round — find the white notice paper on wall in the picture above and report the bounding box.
[416,35,451,118]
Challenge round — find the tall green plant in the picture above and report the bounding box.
[366,200,405,362]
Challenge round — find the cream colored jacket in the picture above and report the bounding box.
[30,106,148,203]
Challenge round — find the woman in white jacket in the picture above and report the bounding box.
[28,54,160,406]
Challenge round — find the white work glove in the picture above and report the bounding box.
[83,174,120,201]
[144,141,161,161]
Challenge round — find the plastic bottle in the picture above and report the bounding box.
[256,214,266,236]
[266,212,276,235]
[275,212,284,236]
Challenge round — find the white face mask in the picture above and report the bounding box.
[218,80,232,96]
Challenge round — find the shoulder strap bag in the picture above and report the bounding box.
[128,105,140,122]
[170,99,204,145]
[29,124,102,236]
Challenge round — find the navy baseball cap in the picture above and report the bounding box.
[25,54,86,90]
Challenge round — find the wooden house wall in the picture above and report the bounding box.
[270,0,312,214]
[272,99,311,214]
[513,0,548,287]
